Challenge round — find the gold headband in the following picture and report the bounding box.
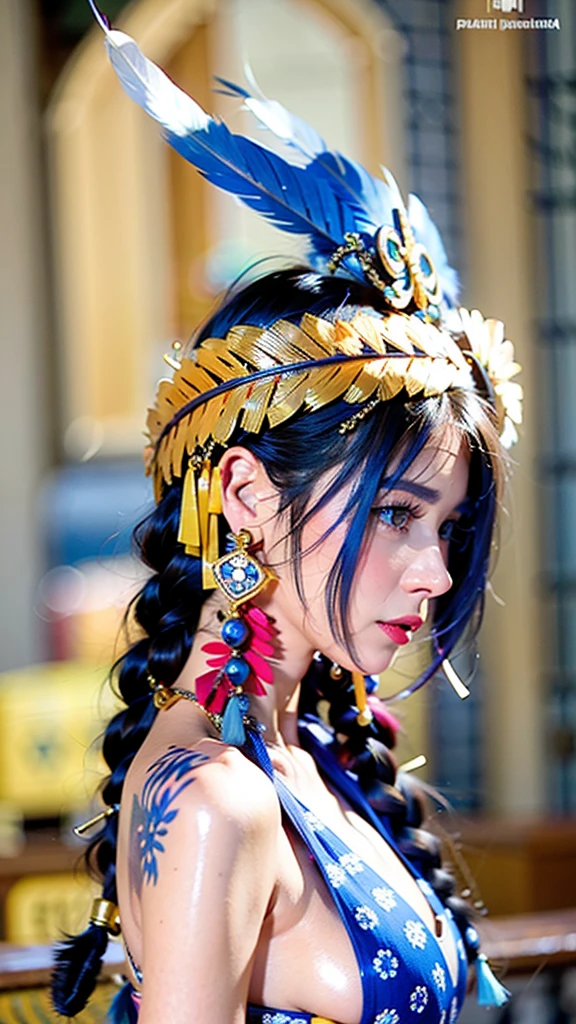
[143,307,522,586]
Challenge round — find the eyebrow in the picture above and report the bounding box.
[379,478,472,514]
[380,479,441,503]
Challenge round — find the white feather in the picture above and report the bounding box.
[104,30,209,137]
[241,64,326,156]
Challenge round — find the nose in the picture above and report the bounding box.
[400,542,453,599]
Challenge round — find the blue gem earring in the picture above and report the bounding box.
[197,530,277,745]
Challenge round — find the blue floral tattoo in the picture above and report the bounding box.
[131,745,209,888]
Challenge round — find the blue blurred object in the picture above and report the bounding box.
[41,460,154,568]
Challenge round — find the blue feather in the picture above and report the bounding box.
[408,193,460,307]
[215,74,390,229]
[214,75,460,307]
[89,6,460,305]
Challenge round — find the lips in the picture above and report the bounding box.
[377,616,424,646]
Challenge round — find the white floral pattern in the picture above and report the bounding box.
[325,862,346,888]
[302,809,324,832]
[372,886,397,912]
[354,905,379,931]
[431,962,446,992]
[404,919,428,950]
[409,985,429,1014]
[373,947,400,980]
[339,851,364,875]
[266,776,468,1024]
[262,1015,308,1024]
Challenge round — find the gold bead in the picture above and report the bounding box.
[330,663,343,680]
[357,708,374,727]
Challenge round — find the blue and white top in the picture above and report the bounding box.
[248,774,468,1024]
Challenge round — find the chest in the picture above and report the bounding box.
[250,776,465,1024]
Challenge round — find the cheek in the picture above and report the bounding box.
[350,533,402,614]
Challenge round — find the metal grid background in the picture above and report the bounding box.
[528,0,576,811]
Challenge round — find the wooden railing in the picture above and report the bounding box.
[0,911,573,1020]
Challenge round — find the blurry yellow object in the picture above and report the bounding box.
[0,662,121,816]
[0,982,117,1022]
[4,872,98,945]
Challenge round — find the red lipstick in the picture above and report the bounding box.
[377,616,424,646]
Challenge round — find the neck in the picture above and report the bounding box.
[180,589,316,748]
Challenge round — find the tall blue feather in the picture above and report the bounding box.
[215,74,459,307]
[215,75,391,230]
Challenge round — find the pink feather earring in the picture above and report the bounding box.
[197,529,277,745]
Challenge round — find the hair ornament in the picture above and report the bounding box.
[147,536,277,746]
[88,0,457,322]
[73,803,119,838]
[89,897,121,937]
[89,0,523,583]
[453,307,523,448]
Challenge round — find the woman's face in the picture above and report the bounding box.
[258,424,471,676]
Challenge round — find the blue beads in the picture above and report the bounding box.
[465,925,480,954]
[221,616,249,647]
[224,655,250,686]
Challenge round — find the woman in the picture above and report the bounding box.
[53,9,521,1023]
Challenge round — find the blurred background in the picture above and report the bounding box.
[0,0,575,1019]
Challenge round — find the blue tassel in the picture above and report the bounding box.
[221,694,249,746]
[106,982,138,1023]
[475,954,510,1007]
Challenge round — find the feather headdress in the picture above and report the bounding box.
[88,0,459,323]
[88,1,522,584]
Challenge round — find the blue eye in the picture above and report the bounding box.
[376,504,420,532]
[439,519,457,541]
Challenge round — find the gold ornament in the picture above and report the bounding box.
[455,307,523,448]
[89,897,121,936]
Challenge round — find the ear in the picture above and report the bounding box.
[218,447,278,538]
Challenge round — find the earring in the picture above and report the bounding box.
[197,529,278,746]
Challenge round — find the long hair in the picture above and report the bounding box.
[52,268,507,1016]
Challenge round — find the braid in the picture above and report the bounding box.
[51,486,206,1016]
[299,657,479,965]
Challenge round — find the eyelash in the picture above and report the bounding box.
[374,501,459,541]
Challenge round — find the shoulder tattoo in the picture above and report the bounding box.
[130,745,209,890]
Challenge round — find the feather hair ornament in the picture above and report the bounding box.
[88,0,523,571]
[88,0,454,321]
[217,70,460,306]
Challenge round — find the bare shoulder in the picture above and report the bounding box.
[170,737,281,830]
[121,738,282,1024]
[123,735,280,890]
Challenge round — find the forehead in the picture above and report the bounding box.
[388,425,470,495]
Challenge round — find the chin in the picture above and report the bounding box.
[345,646,398,677]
